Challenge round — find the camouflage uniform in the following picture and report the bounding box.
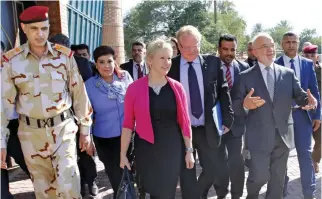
[1,41,93,198]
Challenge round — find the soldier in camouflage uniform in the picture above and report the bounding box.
[1,6,93,198]
[303,44,321,173]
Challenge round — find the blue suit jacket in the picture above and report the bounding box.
[275,56,321,121]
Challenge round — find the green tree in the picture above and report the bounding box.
[299,28,317,50]
[123,0,211,57]
[123,0,248,56]
[268,20,293,51]
[251,23,264,37]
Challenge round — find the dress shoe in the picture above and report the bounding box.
[88,182,99,196]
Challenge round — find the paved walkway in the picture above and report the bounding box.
[9,149,321,199]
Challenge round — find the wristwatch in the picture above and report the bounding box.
[185,147,194,153]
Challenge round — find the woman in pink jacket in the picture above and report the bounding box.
[120,39,195,199]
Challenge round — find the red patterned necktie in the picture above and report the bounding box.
[137,64,143,78]
[226,64,233,89]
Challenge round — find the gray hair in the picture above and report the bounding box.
[176,25,202,44]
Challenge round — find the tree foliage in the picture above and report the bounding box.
[123,1,321,58]
[123,0,247,57]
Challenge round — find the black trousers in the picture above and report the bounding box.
[180,126,228,199]
[246,131,289,199]
[1,119,30,199]
[93,135,123,199]
[76,133,97,185]
[203,131,245,198]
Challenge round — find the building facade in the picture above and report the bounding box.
[1,0,125,168]
[1,0,125,64]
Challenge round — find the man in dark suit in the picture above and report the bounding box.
[120,41,147,81]
[49,34,98,197]
[74,44,96,76]
[275,32,320,199]
[245,41,257,67]
[167,25,234,199]
[232,33,317,199]
[202,34,249,199]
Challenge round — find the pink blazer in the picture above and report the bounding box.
[123,76,192,143]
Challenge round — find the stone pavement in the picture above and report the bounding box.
[9,149,321,199]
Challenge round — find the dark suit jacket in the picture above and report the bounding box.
[168,55,234,147]
[74,56,93,82]
[231,63,308,152]
[245,58,257,67]
[229,60,249,137]
[120,59,147,79]
[275,56,321,121]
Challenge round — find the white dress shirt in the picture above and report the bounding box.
[180,56,205,126]
[283,55,301,84]
[132,61,146,81]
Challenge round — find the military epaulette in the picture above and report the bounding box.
[53,43,73,58]
[2,46,24,62]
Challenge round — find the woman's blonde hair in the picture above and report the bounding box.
[146,38,173,59]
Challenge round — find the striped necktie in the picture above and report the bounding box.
[225,64,233,89]
[137,64,143,78]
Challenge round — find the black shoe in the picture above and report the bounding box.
[217,197,226,199]
[88,182,99,196]
[80,182,86,197]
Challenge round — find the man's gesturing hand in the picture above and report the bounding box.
[302,89,317,110]
[243,88,266,110]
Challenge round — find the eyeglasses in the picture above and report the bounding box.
[253,44,275,50]
[179,43,200,51]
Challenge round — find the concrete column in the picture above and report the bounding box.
[102,0,125,65]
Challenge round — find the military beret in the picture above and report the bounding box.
[19,6,49,24]
[303,45,318,54]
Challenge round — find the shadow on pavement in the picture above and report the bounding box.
[259,176,321,199]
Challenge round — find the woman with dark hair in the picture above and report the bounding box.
[170,37,180,57]
[85,45,133,198]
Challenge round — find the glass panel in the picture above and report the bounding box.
[87,0,92,17]
[86,19,90,47]
[100,1,103,24]
[83,0,87,14]
[96,1,100,22]
[70,11,76,45]
[76,15,82,44]
[92,1,96,21]
[75,1,78,10]
[94,26,97,50]
[81,17,86,43]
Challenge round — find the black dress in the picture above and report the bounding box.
[134,83,184,198]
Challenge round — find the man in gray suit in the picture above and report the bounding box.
[231,33,317,199]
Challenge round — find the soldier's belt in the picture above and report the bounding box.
[19,110,73,128]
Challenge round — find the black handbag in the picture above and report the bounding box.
[116,167,137,199]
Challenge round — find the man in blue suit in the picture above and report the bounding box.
[275,32,321,199]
